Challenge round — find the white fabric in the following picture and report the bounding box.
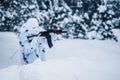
[19,18,46,65]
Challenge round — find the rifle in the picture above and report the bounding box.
[27,30,67,48]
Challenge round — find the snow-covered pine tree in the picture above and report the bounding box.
[0,0,40,31]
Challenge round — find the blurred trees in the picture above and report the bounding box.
[0,0,39,31]
[0,0,119,41]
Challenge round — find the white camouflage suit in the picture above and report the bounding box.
[19,18,46,65]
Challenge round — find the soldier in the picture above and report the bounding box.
[19,18,46,65]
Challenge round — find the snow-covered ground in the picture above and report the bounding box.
[0,32,120,80]
[0,32,21,69]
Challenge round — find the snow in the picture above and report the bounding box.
[0,32,120,80]
[0,32,21,69]
[112,29,120,41]
[29,5,36,9]
[97,5,107,13]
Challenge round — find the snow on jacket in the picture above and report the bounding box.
[19,18,46,64]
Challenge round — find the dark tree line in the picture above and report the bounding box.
[0,0,119,41]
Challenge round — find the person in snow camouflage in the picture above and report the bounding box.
[19,18,46,65]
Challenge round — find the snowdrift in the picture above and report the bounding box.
[0,32,120,80]
[0,32,21,69]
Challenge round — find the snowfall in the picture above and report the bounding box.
[0,30,120,80]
